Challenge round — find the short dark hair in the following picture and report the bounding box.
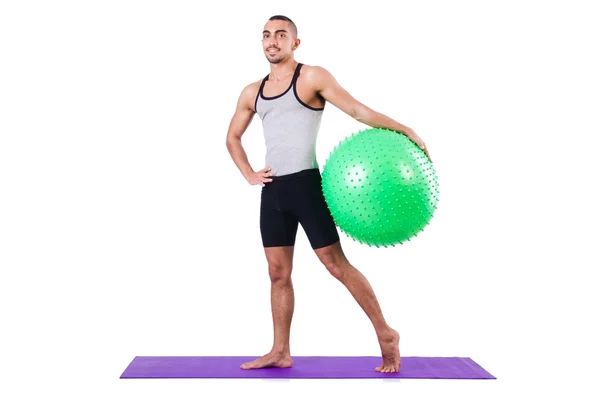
[268,15,297,37]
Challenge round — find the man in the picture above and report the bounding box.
[225,15,430,373]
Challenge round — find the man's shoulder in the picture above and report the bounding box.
[299,64,334,86]
[242,78,264,94]
[300,63,328,76]
[238,78,264,102]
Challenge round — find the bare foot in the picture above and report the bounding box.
[376,328,401,373]
[240,351,293,370]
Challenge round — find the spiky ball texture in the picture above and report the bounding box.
[321,128,439,247]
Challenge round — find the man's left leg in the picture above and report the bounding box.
[293,169,400,372]
[314,241,401,373]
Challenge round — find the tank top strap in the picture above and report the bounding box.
[254,74,269,112]
[291,63,303,87]
[258,74,269,94]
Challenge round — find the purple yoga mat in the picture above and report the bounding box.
[120,356,495,379]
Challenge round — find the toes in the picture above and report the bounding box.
[377,364,402,373]
[240,361,258,369]
[377,365,400,373]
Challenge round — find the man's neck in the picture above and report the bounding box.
[268,59,298,81]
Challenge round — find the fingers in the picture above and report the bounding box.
[252,166,273,187]
[256,166,273,187]
[418,142,432,163]
[261,166,273,181]
[421,148,432,163]
[423,147,432,163]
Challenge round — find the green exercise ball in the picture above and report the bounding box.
[321,128,439,247]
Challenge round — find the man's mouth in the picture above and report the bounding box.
[267,48,279,53]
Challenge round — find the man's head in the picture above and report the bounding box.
[262,15,300,64]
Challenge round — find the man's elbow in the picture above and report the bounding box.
[226,135,238,149]
[352,105,373,123]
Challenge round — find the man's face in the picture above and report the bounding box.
[262,20,297,64]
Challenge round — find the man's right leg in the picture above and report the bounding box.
[240,246,295,369]
[241,181,297,369]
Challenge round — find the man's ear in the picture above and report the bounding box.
[293,38,301,50]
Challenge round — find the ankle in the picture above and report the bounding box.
[376,325,396,339]
[271,346,290,356]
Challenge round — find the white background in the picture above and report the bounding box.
[1,0,599,396]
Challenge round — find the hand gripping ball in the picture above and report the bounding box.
[321,128,439,247]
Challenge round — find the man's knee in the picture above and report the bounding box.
[267,256,293,283]
[316,243,347,280]
[269,262,292,283]
[265,247,294,283]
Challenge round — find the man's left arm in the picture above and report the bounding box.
[310,66,431,161]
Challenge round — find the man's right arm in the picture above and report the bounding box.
[225,82,273,186]
[225,83,258,181]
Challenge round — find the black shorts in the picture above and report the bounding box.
[260,168,340,249]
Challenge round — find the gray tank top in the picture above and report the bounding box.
[254,63,325,176]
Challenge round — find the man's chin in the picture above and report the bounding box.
[266,54,284,64]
